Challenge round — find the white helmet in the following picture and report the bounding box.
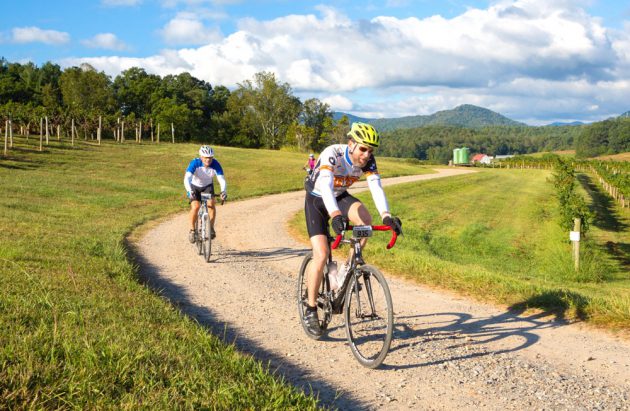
[199,145,214,157]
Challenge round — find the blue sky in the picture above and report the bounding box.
[1,0,629,125]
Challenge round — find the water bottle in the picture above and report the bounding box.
[337,263,348,288]
[327,261,340,290]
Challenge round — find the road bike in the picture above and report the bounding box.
[195,191,224,262]
[297,224,398,368]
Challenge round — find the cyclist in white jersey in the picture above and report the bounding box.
[184,146,228,243]
[302,122,402,336]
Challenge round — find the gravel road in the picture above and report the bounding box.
[134,168,630,410]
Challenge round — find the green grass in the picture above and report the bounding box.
[0,136,429,409]
[290,169,630,330]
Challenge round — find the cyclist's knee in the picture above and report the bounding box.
[349,203,372,225]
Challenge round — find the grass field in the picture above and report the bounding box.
[594,152,630,162]
[291,169,630,331]
[0,136,430,409]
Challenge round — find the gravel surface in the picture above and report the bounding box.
[134,168,630,410]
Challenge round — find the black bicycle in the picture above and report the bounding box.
[297,224,398,368]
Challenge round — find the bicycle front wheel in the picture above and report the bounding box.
[202,215,212,262]
[344,264,393,368]
[196,214,203,255]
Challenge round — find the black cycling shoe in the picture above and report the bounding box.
[210,227,216,240]
[304,308,322,336]
[188,229,196,243]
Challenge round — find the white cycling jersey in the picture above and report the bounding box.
[184,158,227,193]
[305,144,389,217]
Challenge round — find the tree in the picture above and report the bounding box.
[231,71,302,149]
[113,67,161,118]
[300,98,333,151]
[60,64,114,137]
[151,97,194,142]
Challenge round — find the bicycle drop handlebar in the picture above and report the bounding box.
[332,225,398,250]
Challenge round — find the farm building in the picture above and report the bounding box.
[471,154,493,164]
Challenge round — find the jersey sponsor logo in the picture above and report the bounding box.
[333,175,359,188]
[328,156,336,166]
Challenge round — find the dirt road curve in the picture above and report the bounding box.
[135,168,630,410]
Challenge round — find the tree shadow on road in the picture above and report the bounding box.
[211,246,311,263]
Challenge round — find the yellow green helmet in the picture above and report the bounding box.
[347,122,380,148]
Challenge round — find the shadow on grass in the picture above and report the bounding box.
[577,173,630,269]
[577,173,628,232]
[128,240,360,410]
[384,291,586,371]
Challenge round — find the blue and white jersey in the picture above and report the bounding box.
[184,158,227,193]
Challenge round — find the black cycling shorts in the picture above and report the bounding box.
[189,184,214,203]
[305,191,360,237]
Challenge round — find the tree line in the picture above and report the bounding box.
[0,58,347,152]
[1,58,628,159]
[377,125,581,163]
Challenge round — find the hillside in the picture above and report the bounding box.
[333,104,525,131]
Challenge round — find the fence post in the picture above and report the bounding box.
[39,118,43,151]
[171,123,174,143]
[45,116,49,145]
[3,120,7,156]
[571,218,581,271]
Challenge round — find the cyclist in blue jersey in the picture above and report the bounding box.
[302,122,402,336]
[184,146,228,243]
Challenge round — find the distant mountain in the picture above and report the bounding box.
[332,112,370,124]
[620,111,630,118]
[333,104,525,131]
[547,121,585,126]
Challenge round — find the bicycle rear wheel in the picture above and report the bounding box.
[344,264,393,368]
[202,214,212,262]
[297,252,331,340]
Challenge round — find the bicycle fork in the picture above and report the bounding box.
[352,270,379,320]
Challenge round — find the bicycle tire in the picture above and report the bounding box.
[344,264,393,368]
[296,252,330,340]
[196,212,203,255]
[203,214,212,262]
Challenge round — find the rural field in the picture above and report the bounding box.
[0,137,429,408]
[1,137,629,408]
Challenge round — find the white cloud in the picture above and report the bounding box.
[321,95,354,111]
[160,13,223,45]
[72,1,630,122]
[12,27,69,45]
[82,33,130,51]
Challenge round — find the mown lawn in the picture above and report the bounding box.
[291,169,630,330]
[0,137,430,409]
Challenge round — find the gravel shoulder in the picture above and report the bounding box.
[134,168,630,410]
